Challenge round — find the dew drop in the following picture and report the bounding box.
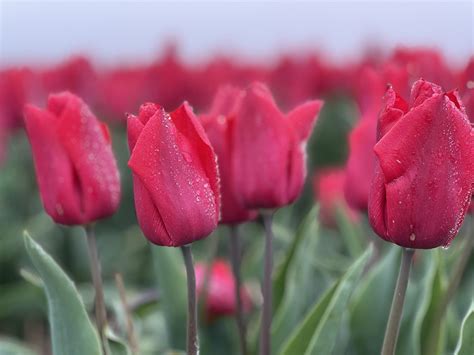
[409,233,416,241]
[55,203,64,216]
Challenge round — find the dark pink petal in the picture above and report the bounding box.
[52,93,121,223]
[23,105,84,224]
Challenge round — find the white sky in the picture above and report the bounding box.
[0,0,473,66]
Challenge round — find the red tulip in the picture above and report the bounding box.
[23,92,121,225]
[369,79,474,249]
[201,86,258,224]
[41,56,98,105]
[344,68,384,210]
[314,168,358,226]
[127,102,220,246]
[233,82,323,209]
[0,67,38,130]
[195,260,252,320]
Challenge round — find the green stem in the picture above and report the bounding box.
[181,245,198,355]
[230,225,248,355]
[260,212,274,355]
[84,225,110,355]
[381,248,415,355]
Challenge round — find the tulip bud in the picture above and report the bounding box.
[233,82,323,209]
[24,92,121,225]
[195,260,252,320]
[368,79,474,248]
[127,102,220,246]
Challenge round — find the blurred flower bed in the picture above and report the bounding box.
[0,44,473,355]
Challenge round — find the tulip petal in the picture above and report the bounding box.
[287,100,323,141]
[23,105,84,224]
[233,83,291,208]
[52,93,121,222]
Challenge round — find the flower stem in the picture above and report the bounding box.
[181,245,199,355]
[381,247,415,355]
[114,273,138,354]
[84,224,110,355]
[260,212,274,355]
[230,225,248,355]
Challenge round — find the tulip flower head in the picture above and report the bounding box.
[233,82,323,209]
[368,79,474,249]
[195,259,252,320]
[201,86,258,224]
[127,102,220,246]
[24,92,121,225]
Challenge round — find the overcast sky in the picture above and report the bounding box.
[1,1,473,66]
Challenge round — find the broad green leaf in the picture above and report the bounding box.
[151,245,187,350]
[349,247,400,354]
[455,303,474,355]
[280,245,372,355]
[273,206,318,312]
[23,232,102,355]
[0,338,37,355]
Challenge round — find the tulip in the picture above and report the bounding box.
[200,86,258,224]
[23,91,121,225]
[127,102,220,247]
[313,168,358,227]
[128,101,220,355]
[233,82,323,209]
[231,82,322,355]
[41,56,98,105]
[369,79,474,249]
[345,68,385,210]
[195,260,252,320]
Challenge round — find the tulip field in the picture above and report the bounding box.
[0,6,473,355]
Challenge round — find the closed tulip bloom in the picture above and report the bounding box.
[127,102,220,246]
[195,260,252,320]
[233,82,323,209]
[23,92,121,225]
[369,79,474,249]
[201,86,258,224]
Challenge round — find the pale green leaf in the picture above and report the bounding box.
[23,231,102,355]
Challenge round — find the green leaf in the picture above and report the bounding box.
[349,247,400,354]
[23,231,102,355]
[151,245,187,350]
[272,207,334,351]
[106,328,131,355]
[455,303,474,355]
[273,206,318,312]
[0,338,37,355]
[334,205,365,258]
[280,245,373,355]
